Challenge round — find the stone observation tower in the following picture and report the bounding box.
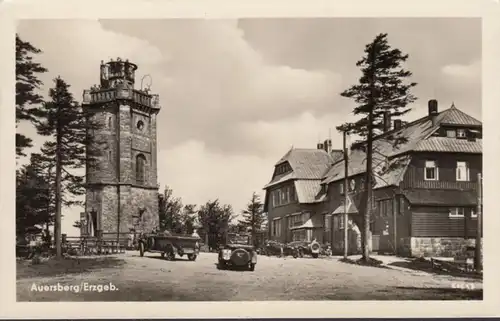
[81,58,161,240]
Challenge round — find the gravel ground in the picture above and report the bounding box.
[17,252,483,301]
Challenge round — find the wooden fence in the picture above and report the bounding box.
[63,232,132,256]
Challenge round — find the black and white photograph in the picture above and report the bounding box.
[2,0,500,318]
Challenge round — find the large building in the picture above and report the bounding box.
[80,58,161,239]
[263,100,482,257]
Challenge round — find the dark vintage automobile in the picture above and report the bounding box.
[287,240,322,258]
[138,231,200,261]
[218,233,257,271]
[262,240,297,257]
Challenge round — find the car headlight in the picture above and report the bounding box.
[222,249,232,259]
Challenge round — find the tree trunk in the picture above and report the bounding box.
[363,110,373,261]
[54,108,63,259]
[362,43,376,262]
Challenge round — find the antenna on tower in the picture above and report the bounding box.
[141,74,153,92]
[329,128,332,140]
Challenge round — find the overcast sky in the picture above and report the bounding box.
[16,18,481,236]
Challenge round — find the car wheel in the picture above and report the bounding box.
[166,251,175,261]
[249,263,255,271]
[188,254,197,261]
[312,253,319,258]
[139,242,145,257]
[161,252,165,258]
[218,260,226,270]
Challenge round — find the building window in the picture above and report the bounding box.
[456,161,470,181]
[136,120,144,131]
[108,116,113,128]
[457,129,466,138]
[449,207,465,219]
[339,215,345,229]
[471,209,478,218]
[136,154,147,185]
[108,150,112,161]
[339,182,344,194]
[350,179,356,191]
[272,218,282,237]
[290,187,296,201]
[446,129,456,138]
[424,160,438,181]
[324,214,331,231]
[399,196,405,215]
[292,229,306,242]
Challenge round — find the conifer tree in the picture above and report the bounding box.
[35,77,101,258]
[15,34,47,157]
[16,154,53,237]
[239,192,266,245]
[336,33,417,261]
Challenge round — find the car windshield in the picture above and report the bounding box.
[228,234,250,245]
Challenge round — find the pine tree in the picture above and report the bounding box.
[16,154,53,237]
[15,34,48,157]
[336,33,417,261]
[240,192,266,245]
[34,77,101,258]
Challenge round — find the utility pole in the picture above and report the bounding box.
[343,131,349,259]
[475,173,482,271]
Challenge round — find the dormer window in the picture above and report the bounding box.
[457,129,466,138]
[446,129,456,138]
[339,182,344,194]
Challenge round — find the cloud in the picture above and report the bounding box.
[158,140,272,218]
[441,60,481,83]
[99,19,343,155]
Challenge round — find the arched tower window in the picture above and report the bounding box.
[108,116,113,128]
[136,154,147,185]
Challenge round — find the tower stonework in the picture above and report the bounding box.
[81,58,161,238]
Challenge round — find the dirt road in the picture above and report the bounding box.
[17,252,482,301]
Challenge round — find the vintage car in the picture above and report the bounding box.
[218,233,257,271]
[138,231,200,261]
[288,240,322,258]
[262,240,297,257]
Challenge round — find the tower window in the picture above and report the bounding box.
[137,120,144,131]
[136,154,147,185]
[108,116,113,128]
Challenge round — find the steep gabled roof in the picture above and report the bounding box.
[321,104,482,187]
[276,148,333,179]
[264,148,334,189]
[294,180,324,204]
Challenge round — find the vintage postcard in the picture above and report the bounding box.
[1,0,499,319]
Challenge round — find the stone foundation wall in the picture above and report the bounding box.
[398,237,412,257]
[409,237,483,258]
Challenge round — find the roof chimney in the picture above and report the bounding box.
[393,119,402,130]
[323,139,332,153]
[383,111,391,132]
[428,99,438,126]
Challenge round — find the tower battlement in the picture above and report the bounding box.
[82,58,160,113]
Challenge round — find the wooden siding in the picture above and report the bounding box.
[267,200,320,243]
[402,152,482,189]
[411,206,479,238]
